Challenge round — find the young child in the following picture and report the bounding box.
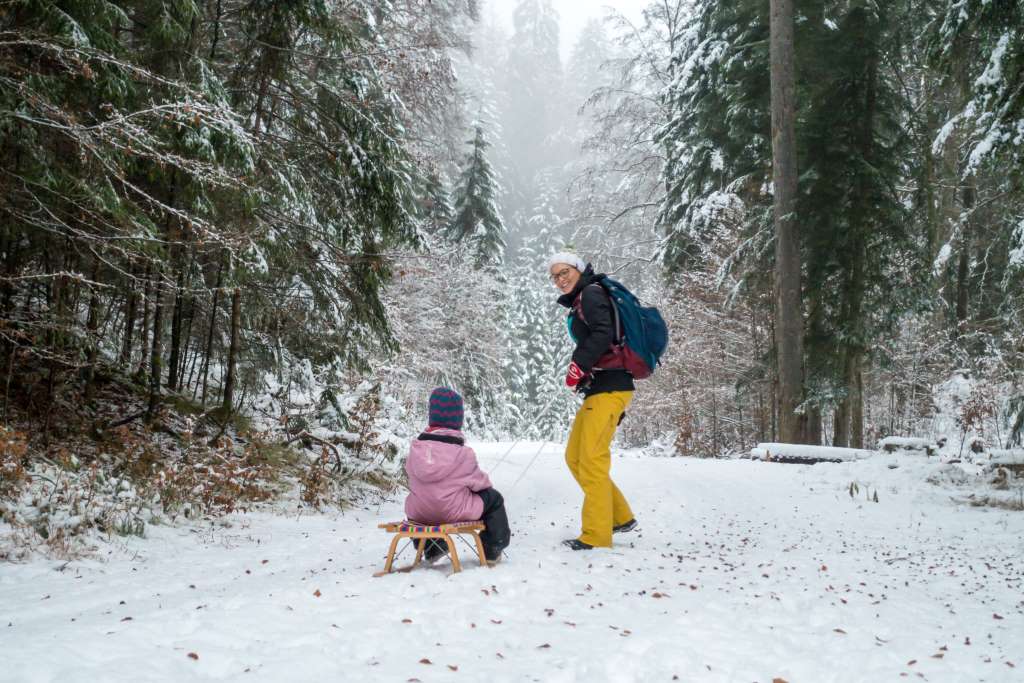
[405,387,510,563]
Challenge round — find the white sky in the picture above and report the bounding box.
[486,0,648,59]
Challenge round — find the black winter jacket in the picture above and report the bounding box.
[557,266,635,397]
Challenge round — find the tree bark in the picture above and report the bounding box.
[44,272,66,441]
[221,287,241,414]
[0,225,17,318]
[954,179,974,336]
[83,259,102,402]
[200,259,223,405]
[834,385,849,447]
[846,29,877,450]
[177,295,195,391]
[850,363,864,449]
[807,406,822,446]
[146,271,164,420]
[135,263,153,380]
[210,0,224,60]
[167,260,186,390]
[120,263,139,367]
[770,0,805,444]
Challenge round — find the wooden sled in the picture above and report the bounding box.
[373,520,489,577]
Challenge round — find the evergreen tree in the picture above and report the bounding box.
[926,0,1024,344]
[450,125,506,267]
[504,0,563,218]
[658,0,924,445]
[931,0,1024,173]
[0,0,478,430]
[500,230,576,439]
[420,173,454,237]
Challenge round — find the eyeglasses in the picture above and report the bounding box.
[549,267,574,284]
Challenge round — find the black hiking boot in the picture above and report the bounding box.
[613,518,638,534]
[562,539,593,551]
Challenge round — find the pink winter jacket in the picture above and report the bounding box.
[404,428,492,524]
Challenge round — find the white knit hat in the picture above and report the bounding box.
[547,251,586,273]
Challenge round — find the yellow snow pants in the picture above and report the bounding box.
[564,391,634,548]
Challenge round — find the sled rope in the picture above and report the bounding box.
[488,391,565,474]
[509,439,549,490]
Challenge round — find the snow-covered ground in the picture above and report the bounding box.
[3,443,1023,682]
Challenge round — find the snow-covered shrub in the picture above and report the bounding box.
[299,449,333,509]
[956,384,998,456]
[0,428,29,499]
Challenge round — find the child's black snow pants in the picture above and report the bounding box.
[475,487,510,561]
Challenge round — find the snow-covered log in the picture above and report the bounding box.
[750,442,875,464]
[877,436,938,455]
[986,450,1024,473]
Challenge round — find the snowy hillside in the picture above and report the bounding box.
[2,444,1022,683]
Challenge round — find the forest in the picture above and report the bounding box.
[1,0,1023,553]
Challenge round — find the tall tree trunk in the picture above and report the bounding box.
[209,0,224,60]
[954,179,974,336]
[120,263,139,367]
[177,295,195,391]
[146,271,164,420]
[222,287,241,414]
[838,16,877,449]
[850,30,877,450]
[850,363,864,448]
[0,225,16,318]
[83,260,102,402]
[135,263,153,380]
[834,391,849,447]
[770,0,806,444]
[201,259,224,405]
[44,272,66,442]
[751,308,768,442]
[807,406,822,446]
[185,333,200,394]
[167,260,186,390]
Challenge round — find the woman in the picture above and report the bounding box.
[549,251,638,550]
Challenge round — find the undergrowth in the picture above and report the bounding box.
[0,363,401,562]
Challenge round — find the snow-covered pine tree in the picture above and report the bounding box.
[796,4,923,447]
[500,229,576,440]
[930,1,1024,175]
[657,0,927,446]
[420,173,455,237]
[926,1,1024,342]
[504,0,563,219]
[450,125,507,268]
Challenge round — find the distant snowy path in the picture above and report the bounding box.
[3,443,1023,682]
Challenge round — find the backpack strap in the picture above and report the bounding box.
[573,283,623,345]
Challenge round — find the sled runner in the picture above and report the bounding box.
[373,520,490,577]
